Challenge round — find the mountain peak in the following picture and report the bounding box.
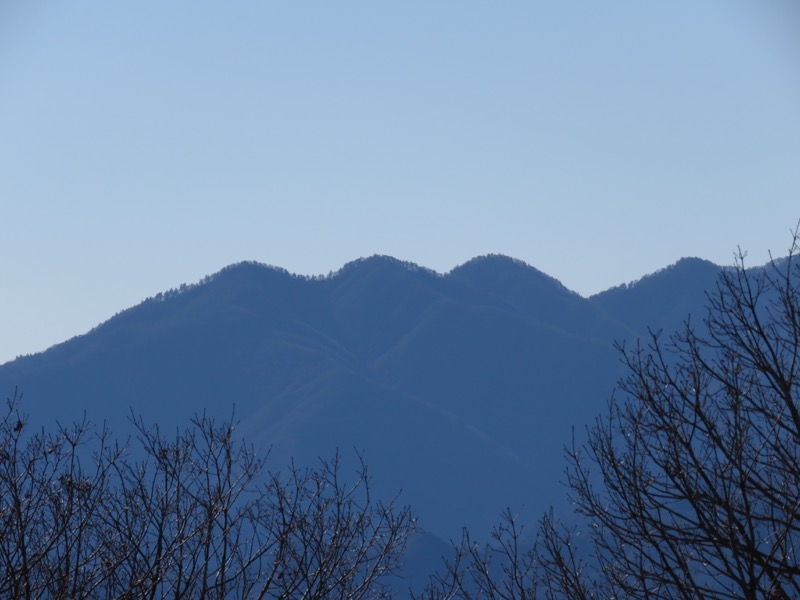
[597,256,721,296]
[452,253,534,272]
[332,255,439,280]
[449,254,573,296]
[590,256,723,336]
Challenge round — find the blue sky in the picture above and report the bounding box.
[2,1,799,364]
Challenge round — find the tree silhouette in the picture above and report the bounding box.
[422,228,800,599]
[0,395,415,599]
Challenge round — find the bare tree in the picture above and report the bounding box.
[416,507,605,600]
[250,454,413,600]
[415,508,540,600]
[420,228,800,599]
[0,392,123,599]
[555,230,800,598]
[0,396,415,599]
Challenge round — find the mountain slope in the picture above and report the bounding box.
[0,254,725,540]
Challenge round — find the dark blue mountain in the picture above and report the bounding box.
[0,254,726,543]
[591,257,723,337]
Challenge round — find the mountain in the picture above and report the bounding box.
[0,254,724,543]
[591,257,723,337]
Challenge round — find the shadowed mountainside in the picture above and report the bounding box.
[591,257,723,337]
[0,254,722,542]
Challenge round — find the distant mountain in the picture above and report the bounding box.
[0,254,727,544]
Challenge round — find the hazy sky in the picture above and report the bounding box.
[2,1,799,364]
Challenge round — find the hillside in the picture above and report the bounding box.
[0,254,721,540]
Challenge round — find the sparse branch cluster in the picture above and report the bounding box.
[414,508,539,600]
[0,396,414,599]
[414,508,597,600]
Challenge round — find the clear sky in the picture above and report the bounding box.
[1,1,799,364]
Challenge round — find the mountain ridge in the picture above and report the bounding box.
[5,253,715,365]
[0,253,737,540]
